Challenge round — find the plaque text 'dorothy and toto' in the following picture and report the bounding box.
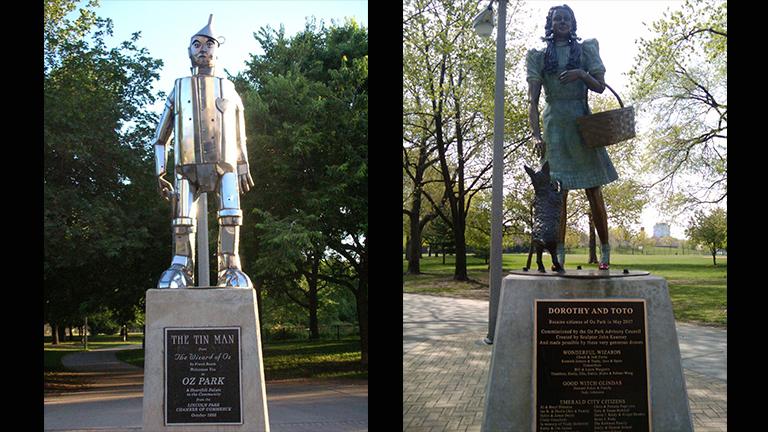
[165,327,242,425]
[535,300,650,432]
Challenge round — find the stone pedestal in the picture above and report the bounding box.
[482,274,693,432]
[143,288,269,431]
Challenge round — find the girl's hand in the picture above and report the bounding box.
[559,69,585,84]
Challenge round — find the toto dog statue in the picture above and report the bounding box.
[524,162,564,273]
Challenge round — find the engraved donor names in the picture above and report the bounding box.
[535,300,650,432]
[165,327,242,425]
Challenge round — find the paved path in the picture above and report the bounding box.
[403,293,726,432]
[44,345,367,431]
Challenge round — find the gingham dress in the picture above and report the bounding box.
[526,39,618,190]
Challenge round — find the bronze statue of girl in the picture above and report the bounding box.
[526,4,617,270]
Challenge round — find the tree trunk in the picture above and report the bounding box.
[405,236,411,261]
[712,250,717,266]
[52,323,59,345]
[308,254,320,340]
[453,218,468,281]
[58,325,67,343]
[407,207,422,274]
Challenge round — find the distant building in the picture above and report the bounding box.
[653,223,670,238]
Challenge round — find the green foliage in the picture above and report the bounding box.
[235,19,367,360]
[465,190,491,262]
[685,207,726,265]
[404,0,532,280]
[423,214,454,255]
[87,308,121,335]
[628,0,726,212]
[44,0,167,330]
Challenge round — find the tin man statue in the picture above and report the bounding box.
[153,15,254,289]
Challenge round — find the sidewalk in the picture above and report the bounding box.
[403,293,726,432]
[44,345,368,431]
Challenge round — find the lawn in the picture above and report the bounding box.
[404,253,727,327]
[115,337,367,381]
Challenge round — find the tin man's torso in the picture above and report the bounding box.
[173,75,244,190]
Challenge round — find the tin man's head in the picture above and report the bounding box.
[189,15,223,69]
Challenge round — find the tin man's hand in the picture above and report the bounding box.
[238,163,255,194]
[158,175,175,201]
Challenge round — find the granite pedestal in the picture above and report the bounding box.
[482,273,693,431]
[143,288,269,431]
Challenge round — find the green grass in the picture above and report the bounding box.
[262,338,367,380]
[404,253,727,327]
[114,337,367,381]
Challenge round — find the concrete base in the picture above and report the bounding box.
[143,288,269,431]
[482,274,693,432]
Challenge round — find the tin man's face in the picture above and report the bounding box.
[189,35,218,68]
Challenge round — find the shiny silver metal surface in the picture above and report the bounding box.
[192,14,220,45]
[153,15,253,288]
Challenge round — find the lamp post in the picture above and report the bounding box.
[473,0,505,345]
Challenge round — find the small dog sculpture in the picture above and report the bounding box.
[524,162,564,273]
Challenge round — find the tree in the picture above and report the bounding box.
[465,190,491,265]
[236,19,368,363]
[422,214,454,265]
[402,135,442,274]
[44,0,166,341]
[403,0,530,281]
[628,0,726,213]
[685,207,726,265]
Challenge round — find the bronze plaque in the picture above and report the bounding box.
[535,300,651,431]
[165,327,242,425]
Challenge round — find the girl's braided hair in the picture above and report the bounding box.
[541,5,582,74]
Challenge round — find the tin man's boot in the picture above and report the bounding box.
[158,218,196,288]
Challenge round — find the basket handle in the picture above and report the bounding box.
[584,81,625,111]
[603,83,624,108]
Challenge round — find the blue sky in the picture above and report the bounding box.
[89,0,368,110]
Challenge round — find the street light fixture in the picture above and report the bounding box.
[473,0,506,345]
[472,5,494,38]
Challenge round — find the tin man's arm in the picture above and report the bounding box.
[153,89,176,200]
[235,96,255,193]
[153,90,175,199]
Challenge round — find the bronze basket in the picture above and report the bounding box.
[576,83,635,148]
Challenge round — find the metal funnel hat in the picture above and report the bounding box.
[191,14,224,44]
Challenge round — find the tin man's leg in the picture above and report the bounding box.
[158,177,197,288]
[216,172,252,288]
